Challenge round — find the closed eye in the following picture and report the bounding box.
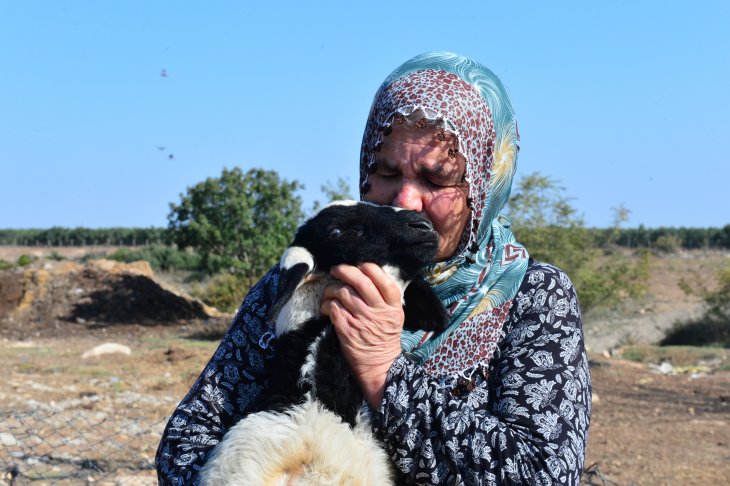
[374,169,400,179]
[427,177,458,188]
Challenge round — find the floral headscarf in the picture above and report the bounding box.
[360,52,529,383]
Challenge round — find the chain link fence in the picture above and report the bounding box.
[2,406,630,486]
[1,401,628,485]
[1,406,166,485]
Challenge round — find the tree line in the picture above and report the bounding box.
[594,225,730,250]
[3,222,728,250]
[0,227,166,247]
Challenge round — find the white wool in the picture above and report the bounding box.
[199,400,393,486]
[275,275,332,337]
[299,331,324,389]
[323,200,403,211]
[280,246,315,271]
[324,199,361,208]
[381,264,408,305]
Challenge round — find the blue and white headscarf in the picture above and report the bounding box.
[360,52,529,380]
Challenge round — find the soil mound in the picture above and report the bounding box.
[0,259,223,339]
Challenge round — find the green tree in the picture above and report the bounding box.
[705,263,730,322]
[167,167,304,288]
[508,172,648,311]
[311,177,354,213]
[509,173,583,229]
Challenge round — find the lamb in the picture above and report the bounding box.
[200,201,448,486]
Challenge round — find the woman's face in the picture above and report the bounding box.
[364,124,470,261]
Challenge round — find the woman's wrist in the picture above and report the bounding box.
[356,352,400,409]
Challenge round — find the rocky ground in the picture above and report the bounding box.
[0,330,217,485]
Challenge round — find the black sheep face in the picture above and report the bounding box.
[291,201,437,279]
[269,201,447,337]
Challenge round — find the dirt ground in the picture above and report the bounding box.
[0,327,219,485]
[585,355,730,485]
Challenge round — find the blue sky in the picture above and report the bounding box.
[1,1,728,229]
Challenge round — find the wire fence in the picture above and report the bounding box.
[1,409,629,485]
[583,463,638,486]
[1,407,166,485]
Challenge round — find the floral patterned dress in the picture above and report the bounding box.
[155,259,591,485]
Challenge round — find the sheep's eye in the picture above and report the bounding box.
[328,227,343,238]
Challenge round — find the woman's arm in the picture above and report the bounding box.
[372,262,591,485]
[155,267,280,486]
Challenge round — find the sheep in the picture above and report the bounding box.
[200,201,448,486]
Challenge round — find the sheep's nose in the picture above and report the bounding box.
[407,220,433,232]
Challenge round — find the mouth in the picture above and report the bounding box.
[400,238,439,265]
[402,235,438,248]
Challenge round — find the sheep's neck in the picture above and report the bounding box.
[275,275,334,337]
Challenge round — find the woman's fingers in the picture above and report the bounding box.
[329,264,384,307]
[320,298,351,333]
[321,283,361,316]
[329,263,403,307]
[358,262,403,306]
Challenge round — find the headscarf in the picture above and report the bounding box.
[360,52,529,383]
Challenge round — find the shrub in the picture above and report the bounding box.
[661,262,730,347]
[47,251,65,261]
[654,234,682,254]
[192,273,247,313]
[705,262,730,321]
[108,245,202,273]
[571,248,650,311]
[0,259,13,271]
[16,254,36,267]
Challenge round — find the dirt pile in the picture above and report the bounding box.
[0,259,223,339]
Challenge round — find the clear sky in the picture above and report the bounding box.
[1,1,728,229]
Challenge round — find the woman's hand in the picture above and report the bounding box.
[320,262,404,409]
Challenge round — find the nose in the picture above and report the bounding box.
[392,179,425,213]
[406,218,433,232]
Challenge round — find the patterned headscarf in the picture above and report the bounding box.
[360,52,529,383]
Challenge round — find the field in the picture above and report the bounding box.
[1,247,729,485]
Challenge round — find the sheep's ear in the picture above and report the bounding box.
[267,247,314,324]
[403,277,449,332]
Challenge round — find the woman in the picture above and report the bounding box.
[156,52,591,485]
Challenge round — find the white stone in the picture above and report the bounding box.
[81,343,131,359]
[658,362,674,375]
[0,432,17,446]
